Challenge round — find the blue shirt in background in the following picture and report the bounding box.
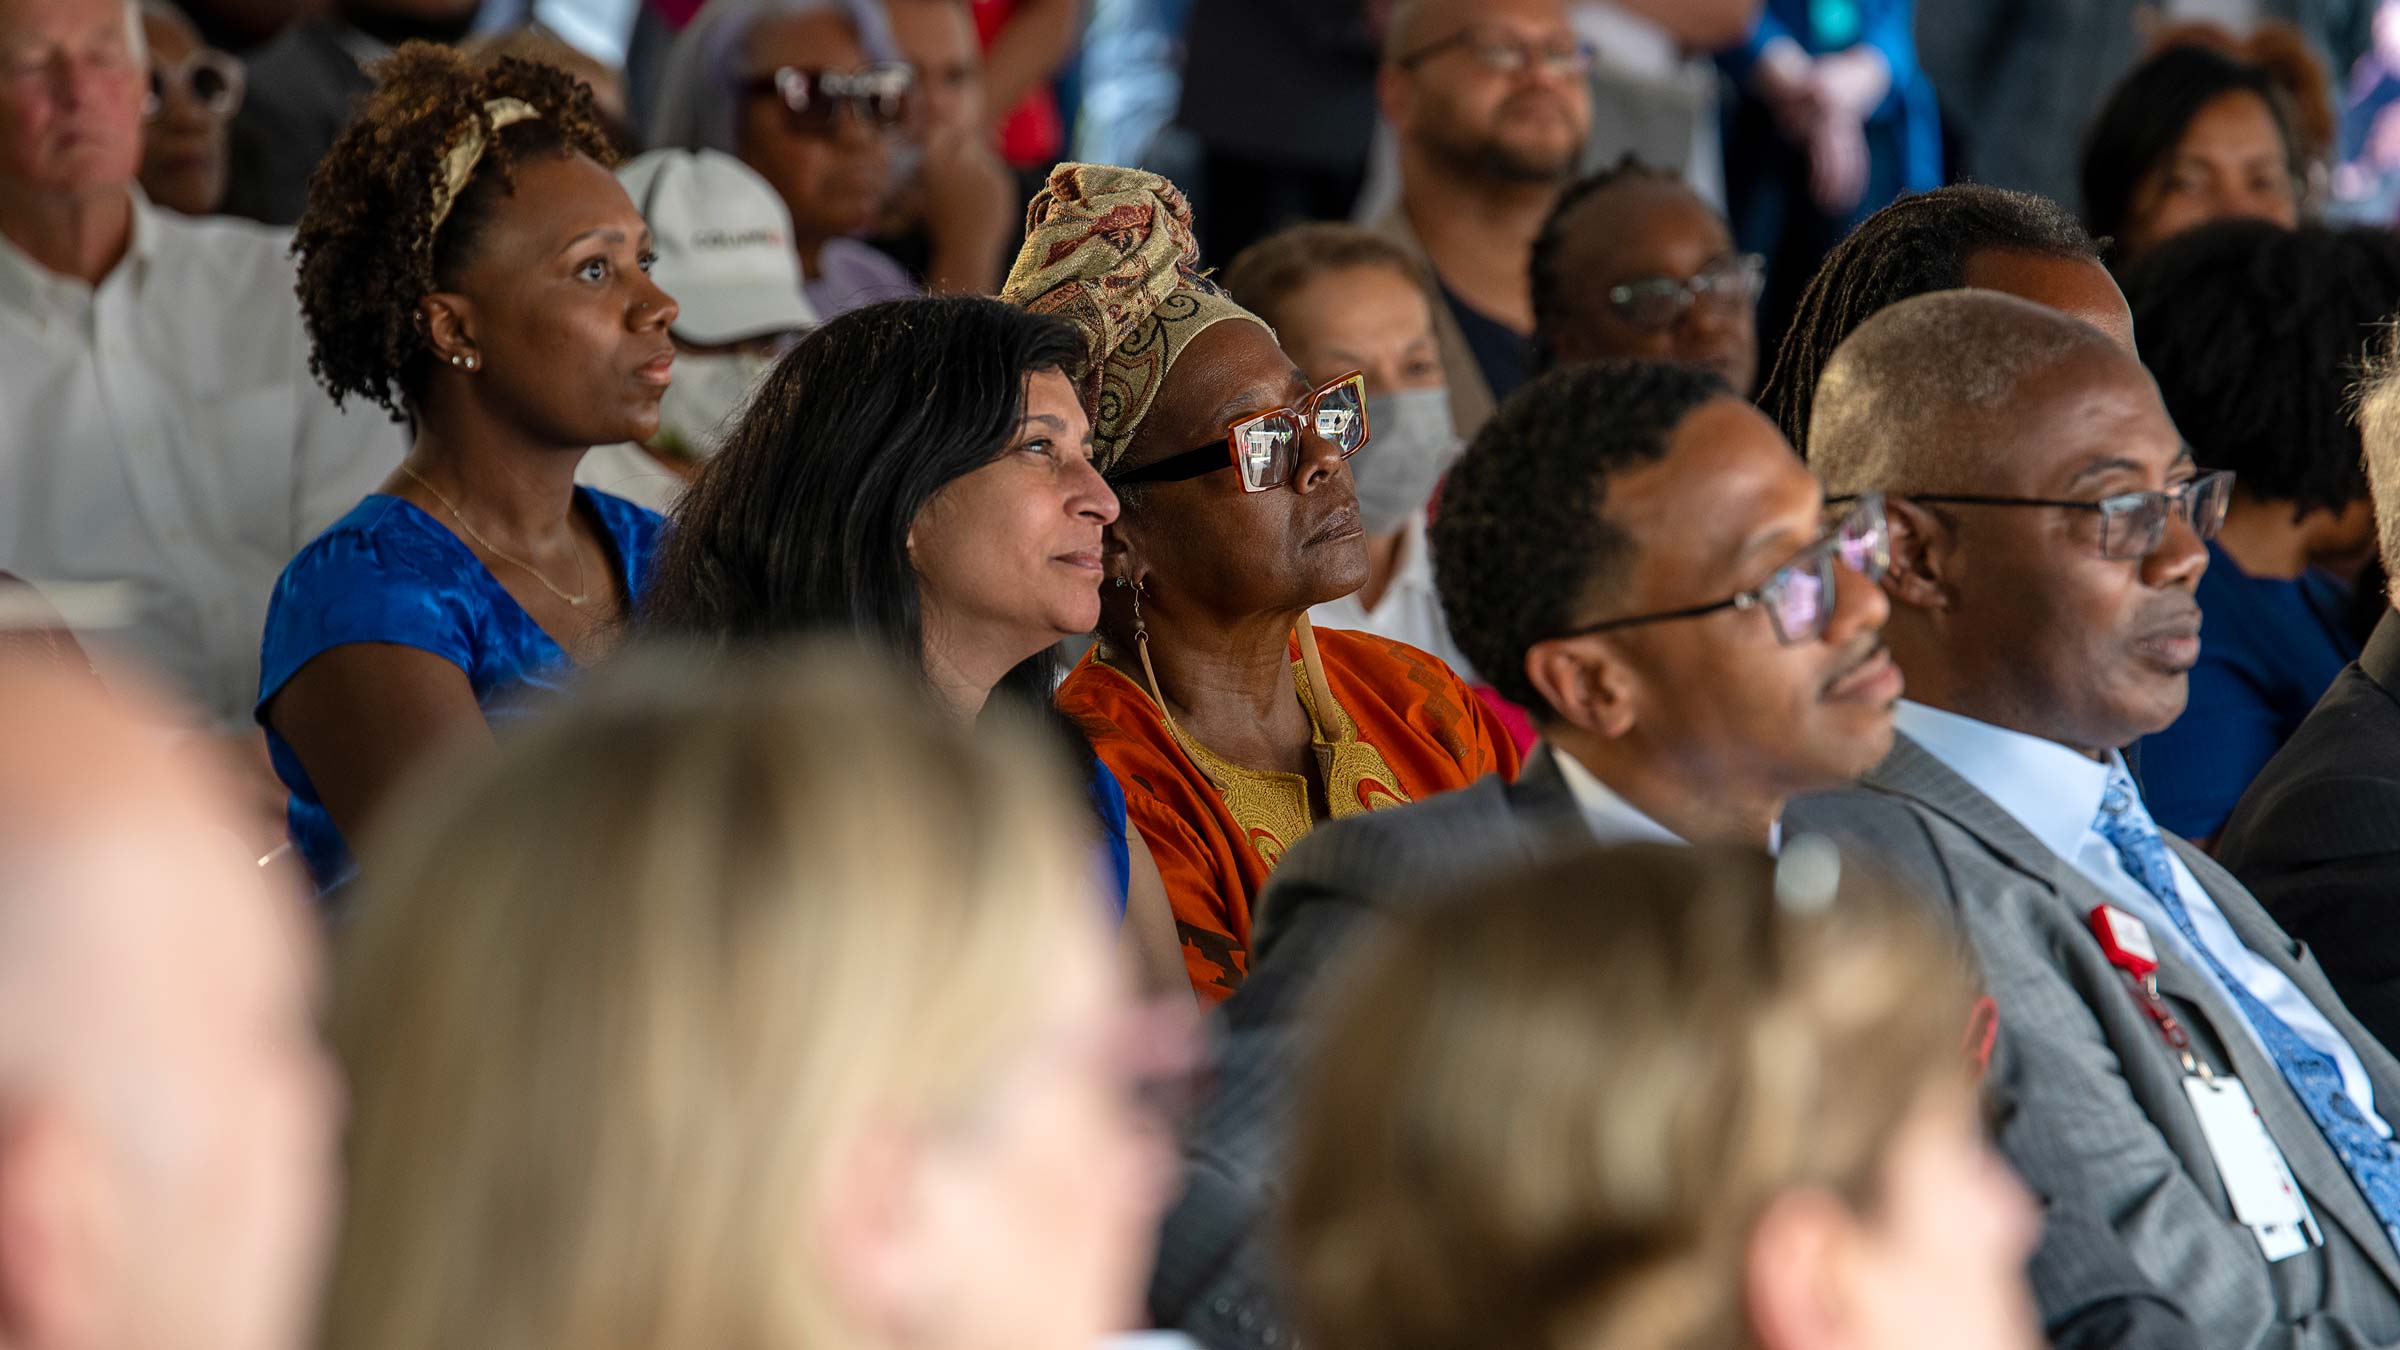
[2135,540,2359,840]
[257,489,663,892]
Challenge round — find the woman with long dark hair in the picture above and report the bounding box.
[644,295,1185,995]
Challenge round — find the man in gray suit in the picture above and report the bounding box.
[1149,357,1906,1343]
[1792,287,2400,1345]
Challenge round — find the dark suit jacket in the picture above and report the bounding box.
[223,18,375,225]
[1151,745,2197,1349]
[2219,610,2400,1057]
[1790,735,2400,1346]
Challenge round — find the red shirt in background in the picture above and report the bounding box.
[970,0,1063,167]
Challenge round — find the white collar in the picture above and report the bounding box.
[1892,700,2121,860]
[1552,747,1686,847]
[0,187,160,317]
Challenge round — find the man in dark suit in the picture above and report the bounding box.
[2218,347,2400,1058]
[1149,356,1910,1344]
[1792,288,2400,1345]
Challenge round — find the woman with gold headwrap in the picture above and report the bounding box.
[1007,165,1520,1005]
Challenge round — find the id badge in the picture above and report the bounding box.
[2184,1073,2319,1261]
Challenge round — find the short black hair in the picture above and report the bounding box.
[1759,184,2100,456]
[1528,154,1682,371]
[2080,43,2302,249]
[1431,360,1730,718]
[2123,219,2400,515]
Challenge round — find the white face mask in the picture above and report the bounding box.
[1356,386,1462,535]
[651,348,777,461]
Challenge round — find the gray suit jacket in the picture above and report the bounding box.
[1788,735,2400,1347]
[1153,745,2196,1349]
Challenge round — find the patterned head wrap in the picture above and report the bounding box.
[999,164,1268,475]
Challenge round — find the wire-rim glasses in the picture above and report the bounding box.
[1551,492,1890,647]
[1849,469,2234,561]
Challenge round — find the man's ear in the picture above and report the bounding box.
[418,293,480,370]
[0,1106,111,1347]
[1524,636,1640,741]
[1744,1186,1862,1350]
[1879,498,1955,614]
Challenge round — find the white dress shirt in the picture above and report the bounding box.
[1896,699,2391,1137]
[0,194,405,726]
[1309,510,1477,680]
[1554,747,1686,846]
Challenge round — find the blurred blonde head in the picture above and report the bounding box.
[1285,841,2039,1350]
[325,645,1164,1350]
[2355,325,2400,604]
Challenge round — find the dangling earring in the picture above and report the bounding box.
[1120,575,1172,718]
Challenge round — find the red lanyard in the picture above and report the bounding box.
[2091,904,2207,1078]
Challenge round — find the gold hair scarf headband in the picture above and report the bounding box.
[429,97,540,233]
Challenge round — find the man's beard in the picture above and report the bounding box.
[1421,116,1579,185]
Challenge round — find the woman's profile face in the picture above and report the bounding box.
[1109,321,1371,620]
[439,152,680,448]
[2120,89,2299,259]
[908,368,1118,673]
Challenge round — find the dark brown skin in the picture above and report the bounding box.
[1096,320,1369,793]
[266,150,676,854]
[1547,174,1757,392]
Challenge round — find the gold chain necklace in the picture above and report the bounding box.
[399,465,590,607]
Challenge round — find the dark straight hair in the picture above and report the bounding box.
[642,295,1095,751]
[2080,43,2303,248]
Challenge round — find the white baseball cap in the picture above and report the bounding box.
[618,148,819,347]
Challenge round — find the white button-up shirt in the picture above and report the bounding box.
[1897,699,2392,1137]
[0,194,405,726]
[1309,509,1477,680]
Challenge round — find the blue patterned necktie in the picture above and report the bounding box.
[2096,764,2400,1239]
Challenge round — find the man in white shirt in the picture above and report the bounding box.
[1148,356,1905,1343]
[1793,287,2400,1345]
[0,0,402,730]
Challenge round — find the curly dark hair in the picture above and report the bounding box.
[1430,360,1729,718]
[291,43,619,423]
[2123,219,2400,516]
[1528,154,1682,370]
[1758,184,2100,457]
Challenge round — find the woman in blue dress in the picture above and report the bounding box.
[261,47,673,892]
[642,295,1187,999]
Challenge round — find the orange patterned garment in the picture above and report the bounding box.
[1056,626,1520,1004]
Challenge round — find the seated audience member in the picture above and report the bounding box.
[1004,165,1519,1006]
[2148,20,2340,193]
[1286,845,2041,1350]
[222,0,481,223]
[1528,154,1761,392]
[137,1,243,215]
[1148,357,1906,1342]
[324,650,1172,1350]
[1370,0,1594,439]
[2081,43,2305,265]
[0,665,338,1350]
[2125,220,2400,842]
[262,49,672,893]
[640,295,1186,997]
[1793,289,2400,1343]
[875,0,1016,295]
[2220,330,2400,1059]
[0,0,401,727]
[1221,223,1472,678]
[648,0,921,318]
[1762,183,2127,455]
[576,147,817,512]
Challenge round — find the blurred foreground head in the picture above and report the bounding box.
[0,663,338,1350]
[324,645,1172,1350]
[1285,842,2041,1350]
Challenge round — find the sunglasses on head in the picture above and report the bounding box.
[1109,371,1370,493]
[143,47,242,120]
[1551,493,1891,647]
[740,63,912,135]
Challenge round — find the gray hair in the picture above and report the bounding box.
[2354,324,2400,601]
[1809,288,2132,498]
[646,0,901,155]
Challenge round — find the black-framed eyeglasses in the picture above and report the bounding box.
[1607,253,1765,332]
[1551,493,1890,647]
[1396,26,1595,80]
[144,46,243,121]
[1848,470,2233,562]
[1108,371,1368,493]
[739,63,913,135]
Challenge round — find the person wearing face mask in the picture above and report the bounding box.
[577,147,817,513]
[1223,223,1472,680]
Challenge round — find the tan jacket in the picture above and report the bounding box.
[1366,202,1496,443]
